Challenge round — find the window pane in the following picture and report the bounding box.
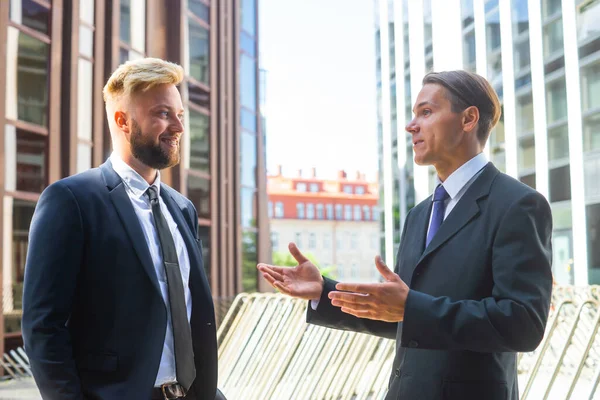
[119,0,131,44]
[3,198,36,332]
[189,0,209,22]
[317,204,323,219]
[546,79,567,123]
[549,165,571,203]
[79,25,94,58]
[77,142,92,173]
[461,0,474,27]
[297,203,304,219]
[344,205,352,220]
[583,113,600,152]
[80,0,95,25]
[514,39,531,70]
[6,27,50,127]
[187,174,210,219]
[543,0,562,18]
[10,0,50,35]
[241,54,256,111]
[307,203,314,219]
[241,31,256,57]
[577,0,600,43]
[241,0,256,35]
[241,188,257,228]
[582,61,600,112]
[520,173,536,189]
[78,59,93,142]
[241,108,256,133]
[548,124,570,161]
[242,231,257,292]
[130,0,146,52]
[518,136,535,171]
[275,202,283,218]
[516,93,534,135]
[485,11,501,52]
[188,108,209,173]
[5,126,47,193]
[240,132,257,187]
[189,19,209,85]
[326,204,333,220]
[463,31,475,69]
[335,204,342,220]
[188,82,209,109]
[586,203,600,275]
[543,18,563,57]
[512,0,529,34]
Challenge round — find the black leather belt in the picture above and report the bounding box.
[151,382,188,399]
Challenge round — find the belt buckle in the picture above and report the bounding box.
[161,382,186,399]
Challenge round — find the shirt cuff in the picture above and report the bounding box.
[310,299,319,310]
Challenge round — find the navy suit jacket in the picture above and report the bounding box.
[22,161,218,400]
[307,163,553,400]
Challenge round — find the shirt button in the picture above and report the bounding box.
[395,368,401,377]
[408,340,419,348]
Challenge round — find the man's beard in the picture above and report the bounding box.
[130,120,180,170]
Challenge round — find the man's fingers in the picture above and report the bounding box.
[329,290,373,304]
[334,282,380,294]
[258,264,285,282]
[375,255,400,282]
[273,281,292,296]
[331,299,371,311]
[288,242,309,265]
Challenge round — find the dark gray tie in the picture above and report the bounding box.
[146,186,196,390]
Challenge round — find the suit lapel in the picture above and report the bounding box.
[160,186,212,302]
[101,162,162,296]
[399,201,431,286]
[415,163,499,267]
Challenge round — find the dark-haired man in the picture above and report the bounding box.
[258,70,553,400]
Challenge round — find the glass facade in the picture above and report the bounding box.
[375,0,600,286]
[239,0,261,292]
[0,0,267,339]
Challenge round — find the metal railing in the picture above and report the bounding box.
[217,286,600,400]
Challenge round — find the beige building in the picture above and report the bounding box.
[268,168,380,282]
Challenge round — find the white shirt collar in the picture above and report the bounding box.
[109,152,161,199]
[435,152,488,200]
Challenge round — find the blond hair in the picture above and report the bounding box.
[103,57,184,103]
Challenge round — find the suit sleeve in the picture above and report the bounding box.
[306,277,397,339]
[401,192,553,353]
[21,182,84,400]
[304,210,416,340]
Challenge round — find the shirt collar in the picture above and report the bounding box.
[435,152,488,200]
[109,152,161,199]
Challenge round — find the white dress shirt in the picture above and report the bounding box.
[110,153,193,386]
[426,152,488,237]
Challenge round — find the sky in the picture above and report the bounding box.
[259,0,379,181]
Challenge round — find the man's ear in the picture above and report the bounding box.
[114,111,130,133]
[462,106,479,135]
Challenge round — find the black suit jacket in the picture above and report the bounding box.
[307,163,553,400]
[22,161,218,400]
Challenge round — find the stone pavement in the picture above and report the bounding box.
[0,379,40,400]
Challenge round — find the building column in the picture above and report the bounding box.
[431,0,462,72]
[499,0,518,178]
[528,0,550,199]
[378,0,396,266]
[562,0,588,285]
[407,0,429,203]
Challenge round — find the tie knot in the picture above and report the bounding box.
[146,186,159,203]
[433,184,449,202]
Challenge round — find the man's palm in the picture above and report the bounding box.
[257,243,324,300]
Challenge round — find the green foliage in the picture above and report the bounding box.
[272,251,336,280]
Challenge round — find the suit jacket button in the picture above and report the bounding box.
[408,340,419,348]
[395,368,400,377]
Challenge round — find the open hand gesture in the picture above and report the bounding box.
[257,243,324,300]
